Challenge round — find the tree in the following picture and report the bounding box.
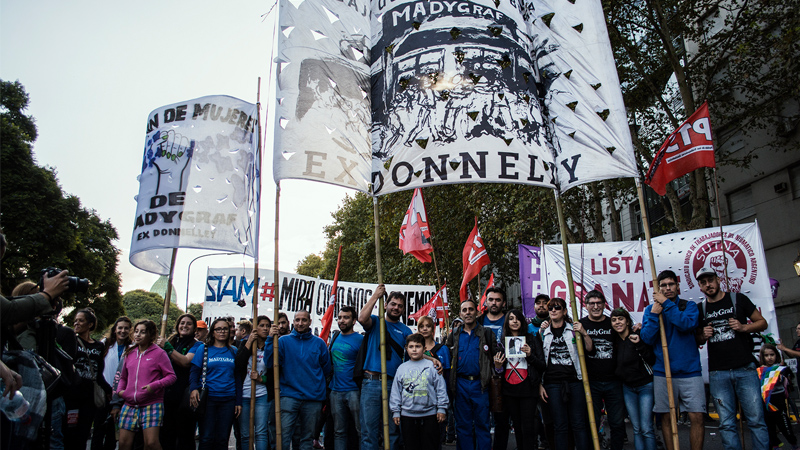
[296,254,324,278]
[604,0,800,232]
[1,80,124,332]
[188,302,203,320]
[121,289,184,331]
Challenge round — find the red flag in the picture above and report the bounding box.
[398,188,433,263]
[320,246,342,344]
[411,284,448,327]
[645,101,716,196]
[460,217,490,301]
[478,274,495,314]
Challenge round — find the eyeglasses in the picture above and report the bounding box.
[548,305,564,311]
[213,328,229,332]
[587,302,604,308]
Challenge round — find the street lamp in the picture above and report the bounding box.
[186,252,238,311]
[794,251,800,277]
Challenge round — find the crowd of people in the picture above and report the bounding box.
[2,257,800,450]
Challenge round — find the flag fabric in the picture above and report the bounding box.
[645,102,716,196]
[460,218,491,301]
[398,188,433,263]
[411,284,447,326]
[130,95,260,275]
[478,274,496,314]
[320,246,343,344]
[757,364,785,411]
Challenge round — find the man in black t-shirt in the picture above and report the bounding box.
[697,267,769,450]
[579,290,625,450]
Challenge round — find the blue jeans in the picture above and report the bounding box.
[590,380,626,450]
[623,382,656,450]
[280,396,323,450]
[454,378,491,450]
[330,390,360,450]
[268,398,276,450]
[544,382,590,450]
[709,363,769,450]
[360,378,400,450]
[51,396,65,450]
[199,395,236,450]
[240,394,270,450]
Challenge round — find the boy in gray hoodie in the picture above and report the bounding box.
[390,333,449,450]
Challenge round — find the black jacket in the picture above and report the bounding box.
[614,333,655,388]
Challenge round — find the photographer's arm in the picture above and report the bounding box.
[0,271,70,326]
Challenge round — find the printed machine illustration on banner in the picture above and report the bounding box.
[130,95,260,275]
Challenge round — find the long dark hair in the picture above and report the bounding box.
[760,343,782,366]
[103,316,133,357]
[206,318,233,347]
[167,313,198,346]
[124,320,158,358]
[501,309,532,345]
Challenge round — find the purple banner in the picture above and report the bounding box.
[518,244,542,318]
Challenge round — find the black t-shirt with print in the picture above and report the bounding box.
[702,292,757,371]
[580,316,616,381]
[544,325,578,384]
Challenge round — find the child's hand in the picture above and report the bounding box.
[437,413,446,423]
[393,417,400,426]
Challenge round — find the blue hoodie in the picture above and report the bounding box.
[278,329,332,401]
[640,296,701,378]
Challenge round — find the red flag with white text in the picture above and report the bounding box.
[460,218,490,301]
[320,246,342,344]
[411,284,448,327]
[399,188,434,263]
[478,274,495,314]
[645,102,716,196]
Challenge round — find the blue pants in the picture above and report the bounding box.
[454,378,490,450]
[199,396,236,450]
[544,382,590,450]
[280,397,323,450]
[330,390,360,450]
[240,394,270,450]
[623,382,656,450]
[590,380,626,450]
[709,363,769,450]
[360,378,400,450]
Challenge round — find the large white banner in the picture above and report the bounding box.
[130,96,260,274]
[272,0,638,195]
[203,267,438,333]
[535,222,777,379]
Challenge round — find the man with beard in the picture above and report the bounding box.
[278,310,332,450]
[329,306,363,450]
[477,287,506,344]
[530,294,550,336]
[358,285,413,450]
[697,267,768,450]
[579,290,625,450]
[446,299,496,450]
[640,270,704,450]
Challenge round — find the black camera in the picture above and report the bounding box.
[39,267,90,295]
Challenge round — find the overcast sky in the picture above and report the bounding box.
[1,1,352,308]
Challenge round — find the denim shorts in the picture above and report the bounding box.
[653,376,705,413]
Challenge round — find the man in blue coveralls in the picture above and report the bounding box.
[446,299,497,450]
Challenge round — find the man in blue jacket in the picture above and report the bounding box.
[640,270,704,450]
[278,309,332,450]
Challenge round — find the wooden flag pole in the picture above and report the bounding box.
[372,195,391,450]
[554,192,600,450]
[273,182,283,450]
[248,76,264,450]
[159,248,179,339]
[635,179,680,450]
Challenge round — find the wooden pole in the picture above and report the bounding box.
[159,248,179,339]
[248,76,264,450]
[553,192,600,450]
[372,195,391,450]
[273,182,283,450]
[635,179,680,450]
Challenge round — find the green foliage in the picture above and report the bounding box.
[296,254,324,278]
[187,302,203,320]
[121,289,184,331]
[1,80,123,329]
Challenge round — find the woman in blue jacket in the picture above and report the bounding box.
[190,317,241,450]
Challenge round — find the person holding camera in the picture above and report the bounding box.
[1,270,70,327]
